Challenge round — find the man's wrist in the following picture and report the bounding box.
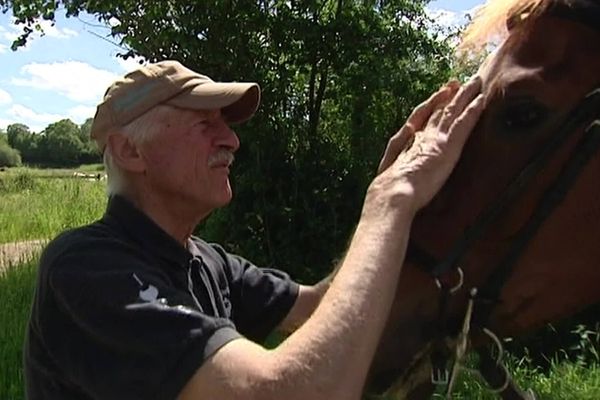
[361,192,417,228]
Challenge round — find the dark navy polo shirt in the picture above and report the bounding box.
[24,195,299,400]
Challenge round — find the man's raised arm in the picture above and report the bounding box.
[179,77,484,400]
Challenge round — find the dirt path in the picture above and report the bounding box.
[0,239,46,273]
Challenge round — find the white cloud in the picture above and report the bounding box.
[426,5,482,31]
[63,28,78,36]
[1,24,19,43]
[6,104,65,131]
[0,22,30,51]
[0,89,12,105]
[426,8,468,31]
[7,104,63,122]
[1,104,94,132]
[11,61,118,103]
[68,105,96,123]
[108,17,121,28]
[0,118,16,130]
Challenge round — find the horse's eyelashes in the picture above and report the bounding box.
[497,98,549,135]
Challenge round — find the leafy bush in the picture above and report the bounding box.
[0,143,21,167]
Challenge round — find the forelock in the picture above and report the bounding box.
[458,0,549,54]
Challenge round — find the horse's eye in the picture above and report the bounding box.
[498,98,548,134]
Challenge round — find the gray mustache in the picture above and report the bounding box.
[208,150,235,167]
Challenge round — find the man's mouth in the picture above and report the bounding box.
[208,150,235,168]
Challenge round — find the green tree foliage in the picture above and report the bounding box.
[39,119,84,165]
[78,118,92,143]
[7,123,39,162]
[6,123,30,148]
[0,142,22,167]
[0,127,21,167]
[3,0,453,280]
[78,118,102,164]
[5,120,101,166]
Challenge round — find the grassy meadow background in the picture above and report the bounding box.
[0,165,106,244]
[0,165,106,399]
[1,165,599,399]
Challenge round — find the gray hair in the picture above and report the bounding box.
[103,104,174,196]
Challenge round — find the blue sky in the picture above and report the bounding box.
[0,0,484,132]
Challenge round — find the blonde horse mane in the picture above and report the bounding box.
[459,0,561,52]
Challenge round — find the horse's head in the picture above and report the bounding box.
[367,0,600,397]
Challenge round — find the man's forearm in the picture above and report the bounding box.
[268,209,414,399]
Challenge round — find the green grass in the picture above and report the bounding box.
[436,353,600,399]
[0,168,106,243]
[0,260,37,400]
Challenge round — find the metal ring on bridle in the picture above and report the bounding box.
[482,327,505,366]
[435,266,464,294]
[487,362,510,394]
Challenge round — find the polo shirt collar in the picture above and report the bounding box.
[103,195,193,267]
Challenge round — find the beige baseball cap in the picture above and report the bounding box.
[90,60,261,150]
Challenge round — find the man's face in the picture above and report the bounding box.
[139,107,240,216]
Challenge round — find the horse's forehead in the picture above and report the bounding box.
[481,16,600,99]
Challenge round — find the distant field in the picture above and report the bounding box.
[2,163,104,177]
[0,165,106,244]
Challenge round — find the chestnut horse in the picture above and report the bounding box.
[367,0,600,398]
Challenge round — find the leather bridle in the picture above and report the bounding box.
[407,87,600,323]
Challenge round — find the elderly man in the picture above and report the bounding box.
[24,60,484,399]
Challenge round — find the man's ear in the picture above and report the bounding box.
[106,132,146,173]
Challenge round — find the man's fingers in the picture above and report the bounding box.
[377,82,458,174]
[428,108,445,128]
[448,93,486,149]
[407,82,459,132]
[439,76,483,133]
[378,125,414,173]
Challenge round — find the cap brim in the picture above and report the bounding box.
[167,82,260,123]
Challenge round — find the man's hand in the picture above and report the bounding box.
[369,76,485,216]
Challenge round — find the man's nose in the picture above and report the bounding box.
[214,121,240,152]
